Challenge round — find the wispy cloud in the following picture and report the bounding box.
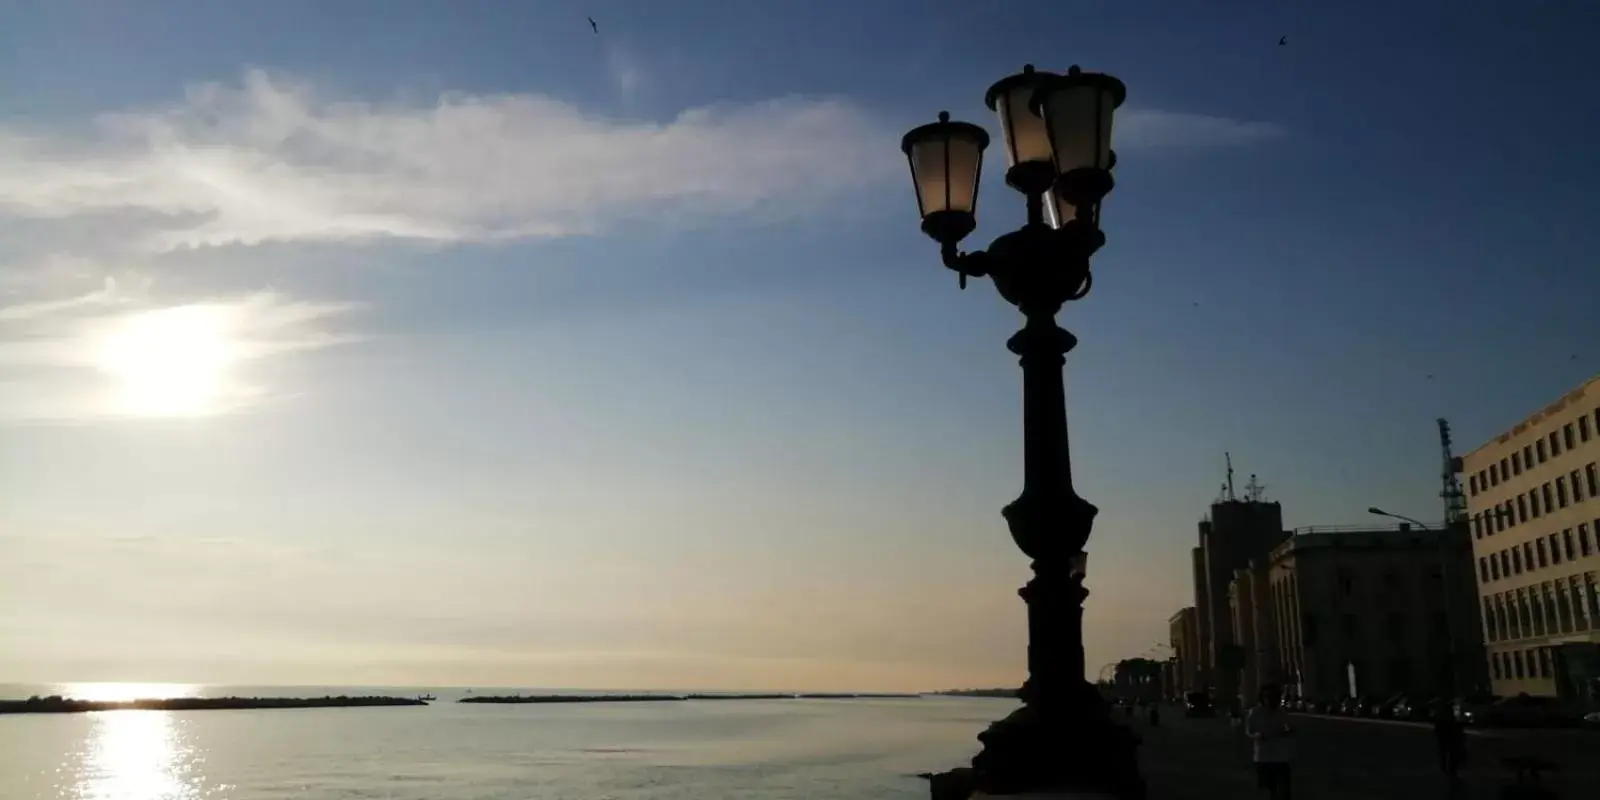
[0,69,894,251]
[1118,109,1285,151]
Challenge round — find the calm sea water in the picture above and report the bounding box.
[0,684,1013,800]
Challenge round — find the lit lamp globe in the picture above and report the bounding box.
[901,110,990,246]
[1030,65,1126,225]
[984,64,1059,196]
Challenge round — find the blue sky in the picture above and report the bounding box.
[1,1,1597,690]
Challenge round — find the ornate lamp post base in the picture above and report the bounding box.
[968,692,1145,798]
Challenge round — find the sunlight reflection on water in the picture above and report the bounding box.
[76,711,206,800]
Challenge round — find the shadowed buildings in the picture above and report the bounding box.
[1253,522,1486,702]
[1463,373,1600,706]
[1177,474,1488,707]
[1168,606,1201,694]
[1194,494,1287,709]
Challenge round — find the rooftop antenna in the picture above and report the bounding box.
[1244,473,1267,503]
[1224,452,1237,502]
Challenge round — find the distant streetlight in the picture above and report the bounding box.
[902,64,1138,799]
[1367,506,1462,694]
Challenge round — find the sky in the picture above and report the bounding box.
[1,1,1598,693]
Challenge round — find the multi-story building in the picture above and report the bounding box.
[1195,498,1287,708]
[1263,523,1486,702]
[1168,606,1201,694]
[1190,547,1210,689]
[1462,374,1600,705]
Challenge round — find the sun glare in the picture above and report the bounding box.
[93,306,240,417]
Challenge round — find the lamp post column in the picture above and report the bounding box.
[968,308,1144,799]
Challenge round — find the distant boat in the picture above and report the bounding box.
[417,693,436,702]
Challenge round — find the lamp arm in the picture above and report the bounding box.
[941,242,991,289]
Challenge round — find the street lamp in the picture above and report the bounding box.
[902,65,1140,799]
[1367,506,1461,695]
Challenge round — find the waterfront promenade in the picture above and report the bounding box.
[1133,709,1595,799]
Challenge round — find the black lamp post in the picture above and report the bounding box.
[902,65,1143,798]
[1367,506,1462,696]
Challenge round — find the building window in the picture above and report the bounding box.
[1583,415,1593,443]
[1501,457,1511,481]
[1526,444,1535,468]
[1587,463,1597,499]
[1386,612,1405,643]
[1515,651,1526,679]
[1553,432,1564,457]
[1501,550,1511,576]
[1490,556,1501,580]
[1537,539,1548,569]
[1563,529,1575,561]
[1531,490,1542,518]
[1538,440,1548,463]
[1543,483,1554,511]
[1491,464,1500,486]
[1513,452,1524,475]
[1542,648,1554,678]
[1492,653,1502,679]
[1480,557,1490,582]
[1565,423,1576,451]
[1470,474,1479,496]
[1572,577,1590,632]
[1574,470,1587,503]
[1549,534,1562,565]
[1512,547,1523,574]
[1582,523,1594,557]
[1557,476,1569,508]
[1524,542,1536,570]
[1518,495,1529,523]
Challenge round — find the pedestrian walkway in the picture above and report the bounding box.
[1126,705,1596,799]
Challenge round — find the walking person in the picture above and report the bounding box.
[1245,684,1293,800]
[1430,698,1467,781]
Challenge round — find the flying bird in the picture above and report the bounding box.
[588,16,599,34]
[1279,36,1287,46]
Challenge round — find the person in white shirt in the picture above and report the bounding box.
[1245,684,1293,800]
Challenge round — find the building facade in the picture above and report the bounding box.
[1463,374,1600,705]
[1168,606,1202,694]
[1228,559,1281,703]
[1263,523,1486,703]
[1112,658,1164,703]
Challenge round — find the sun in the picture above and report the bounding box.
[93,305,240,417]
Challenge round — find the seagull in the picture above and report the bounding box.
[588,16,599,34]
[1279,36,1287,46]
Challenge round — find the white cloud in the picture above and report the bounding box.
[0,69,894,251]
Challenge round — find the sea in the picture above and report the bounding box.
[0,683,1014,800]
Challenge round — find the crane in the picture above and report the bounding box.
[1438,418,1468,526]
